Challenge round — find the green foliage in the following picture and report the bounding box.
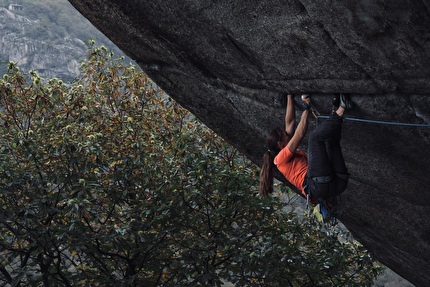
[0,45,382,286]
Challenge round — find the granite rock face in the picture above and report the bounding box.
[67,1,430,286]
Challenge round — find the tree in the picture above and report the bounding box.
[0,44,382,286]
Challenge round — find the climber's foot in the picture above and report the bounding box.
[339,94,354,110]
[333,94,354,117]
[332,94,340,111]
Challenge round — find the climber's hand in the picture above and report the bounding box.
[300,94,311,111]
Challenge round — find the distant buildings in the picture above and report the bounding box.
[8,4,23,11]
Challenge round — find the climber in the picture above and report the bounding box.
[259,93,353,215]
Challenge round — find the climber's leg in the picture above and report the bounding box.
[307,94,353,199]
[325,129,347,174]
[307,125,334,178]
[308,113,343,170]
[307,121,335,198]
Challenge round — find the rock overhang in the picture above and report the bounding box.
[67,1,430,286]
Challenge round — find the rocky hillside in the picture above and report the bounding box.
[0,7,86,81]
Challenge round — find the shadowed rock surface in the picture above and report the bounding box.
[67,1,430,286]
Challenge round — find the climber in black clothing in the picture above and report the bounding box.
[259,94,353,206]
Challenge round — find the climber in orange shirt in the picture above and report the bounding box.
[259,93,352,207]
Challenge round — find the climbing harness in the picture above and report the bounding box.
[304,177,339,230]
[311,175,333,183]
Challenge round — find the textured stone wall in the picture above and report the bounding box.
[67,1,430,286]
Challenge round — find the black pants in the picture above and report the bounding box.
[305,113,349,199]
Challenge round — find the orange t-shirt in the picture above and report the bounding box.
[274,147,308,196]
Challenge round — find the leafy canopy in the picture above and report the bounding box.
[0,43,382,286]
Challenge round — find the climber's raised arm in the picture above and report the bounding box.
[285,93,295,136]
[287,108,309,153]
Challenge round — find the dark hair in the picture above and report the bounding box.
[259,128,284,196]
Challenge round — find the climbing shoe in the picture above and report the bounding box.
[339,94,354,110]
[332,94,340,110]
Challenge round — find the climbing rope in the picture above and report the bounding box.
[316,115,430,127]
